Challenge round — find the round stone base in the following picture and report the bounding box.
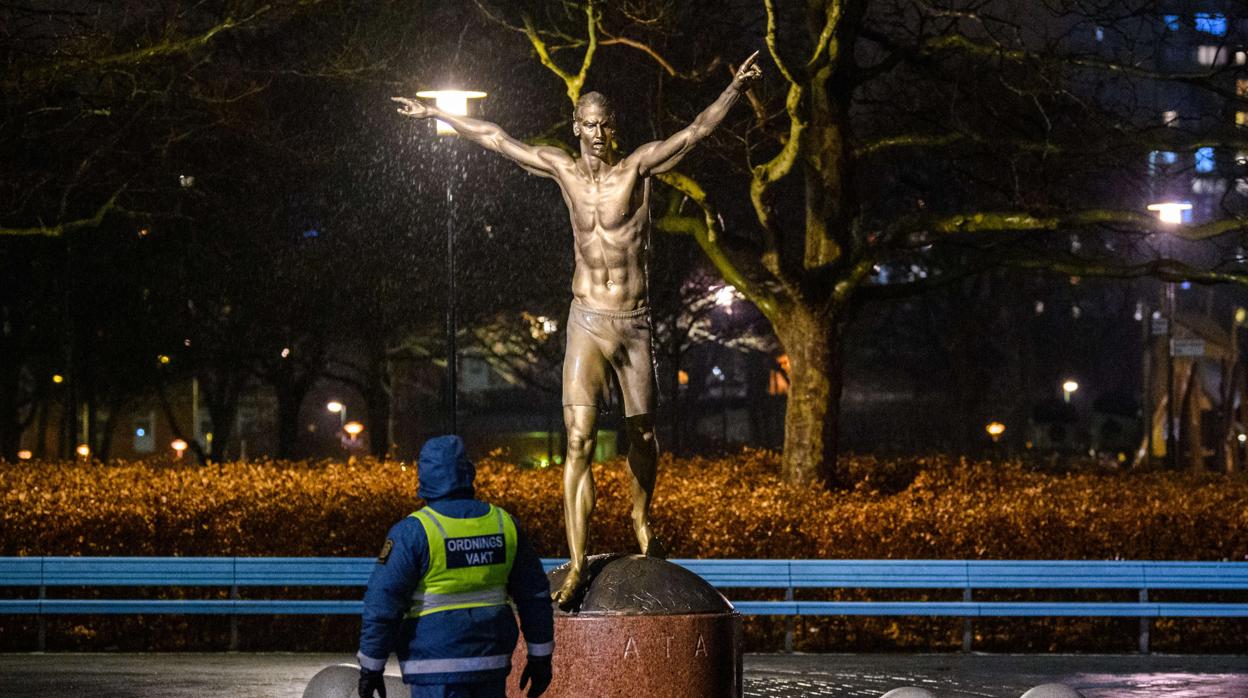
[506,554,743,698]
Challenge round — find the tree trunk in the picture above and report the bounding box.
[275,388,302,459]
[0,358,20,461]
[774,307,843,487]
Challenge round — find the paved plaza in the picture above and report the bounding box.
[0,652,1245,697]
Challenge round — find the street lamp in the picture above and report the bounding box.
[344,421,365,442]
[1149,201,1188,469]
[416,87,487,434]
[171,439,188,460]
[985,421,1006,442]
[1061,379,1079,403]
[326,400,346,429]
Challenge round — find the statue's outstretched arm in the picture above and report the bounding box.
[392,97,569,177]
[630,51,762,177]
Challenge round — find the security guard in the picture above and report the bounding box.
[357,435,554,698]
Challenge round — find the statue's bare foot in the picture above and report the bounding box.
[643,534,667,559]
[554,562,586,611]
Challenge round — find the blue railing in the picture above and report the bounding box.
[3,557,1245,652]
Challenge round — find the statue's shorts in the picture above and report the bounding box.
[562,300,655,417]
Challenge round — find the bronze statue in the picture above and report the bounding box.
[393,52,761,608]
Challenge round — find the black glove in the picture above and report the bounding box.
[519,655,553,697]
[358,667,386,698]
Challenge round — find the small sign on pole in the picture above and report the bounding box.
[1170,337,1205,357]
[1151,318,1169,336]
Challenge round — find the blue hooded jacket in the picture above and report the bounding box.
[357,436,554,685]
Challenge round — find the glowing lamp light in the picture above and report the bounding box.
[171,439,188,458]
[1239,433,1247,444]
[326,401,344,414]
[52,374,64,384]
[17,450,32,460]
[75,444,91,458]
[714,285,738,307]
[157,355,171,365]
[1147,202,1192,224]
[985,422,1006,442]
[344,421,365,439]
[1062,379,1080,403]
[1237,307,1247,325]
[415,89,487,136]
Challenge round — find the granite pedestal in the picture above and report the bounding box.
[506,554,743,698]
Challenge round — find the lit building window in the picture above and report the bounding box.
[1163,14,1181,31]
[768,355,790,396]
[1196,147,1216,173]
[1148,150,1178,176]
[1192,178,1227,195]
[1197,45,1228,66]
[1194,13,1227,36]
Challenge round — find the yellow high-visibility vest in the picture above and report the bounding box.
[405,504,517,618]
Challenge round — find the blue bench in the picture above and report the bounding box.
[2,557,1244,652]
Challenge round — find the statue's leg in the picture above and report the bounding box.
[624,413,664,557]
[555,404,598,609]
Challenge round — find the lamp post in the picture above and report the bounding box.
[415,88,487,435]
[1061,379,1079,403]
[1149,201,1190,469]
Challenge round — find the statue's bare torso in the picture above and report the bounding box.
[552,157,649,311]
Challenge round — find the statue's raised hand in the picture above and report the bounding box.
[734,51,762,87]
[391,96,432,119]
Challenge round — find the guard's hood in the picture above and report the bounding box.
[417,435,476,501]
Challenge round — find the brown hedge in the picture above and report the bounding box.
[3,451,1246,561]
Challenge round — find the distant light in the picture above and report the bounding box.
[714,285,737,307]
[327,401,344,414]
[1034,301,1044,315]
[985,422,1006,441]
[1163,14,1180,31]
[137,228,150,238]
[541,317,558,334]
[1062,380,1080,394]
[135,428,146,437]
[183,338,191,347]
[157,355,171,365]
[52,374,64,384]
[1236,307,1247,325]
[303,228,319,239]
[1147,202,1192,224]
[171,439,188,453]
[280,347,291,358]
[415,89,488,136]
[677,370,689,386]
[17,450,32,460]
[711,366,724,380]
[1180,281,1192,290]
[75,444,91,458]
[1195,13,1227,36]
[344,421,365,438]
[1134,302,1144,322]
[1239,433,1247,444]
[179,175,195,188]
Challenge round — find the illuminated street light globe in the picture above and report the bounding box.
[985,422,1006,442]
[1062,380,1079,394]
[171,439,188,458]
[326,401,344,414]
[1146,201,1192,225]
[17,450,32,460]
[75,444,91,458]
[415,89,488,136]
[344,421,365,439]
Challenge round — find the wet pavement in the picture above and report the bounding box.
[0,652,1245,697]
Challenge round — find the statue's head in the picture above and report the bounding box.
[573,91,615,158]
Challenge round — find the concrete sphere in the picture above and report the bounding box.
[880,688,939,698]
[1020,684,1085,698]
[302,664,404,698]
